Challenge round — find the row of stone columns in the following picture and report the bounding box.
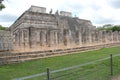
[0,31,12,51]
[13,28,120,51]
[79,30,120,46]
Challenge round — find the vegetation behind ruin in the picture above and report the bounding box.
[0,25,7,30]
[97,24,120,32]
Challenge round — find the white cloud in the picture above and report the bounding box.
[0,0,120,27]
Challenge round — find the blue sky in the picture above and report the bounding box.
[0,0,120,27]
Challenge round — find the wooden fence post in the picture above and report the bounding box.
[47,68,50,80]
[110,54,113,76]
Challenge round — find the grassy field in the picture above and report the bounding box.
[0,46,120,80]
[27,56,120,80]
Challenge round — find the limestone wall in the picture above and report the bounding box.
[28,5,46,13]
[8,6,120,52]
[11,25,120,52]
[60,11,72,17]
[0,30,13,51]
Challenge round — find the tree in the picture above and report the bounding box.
[103,24,113,28]
[97,24,113,31]
[0,25,6,30]
[112,25,120,32]
[0,0,5,10]
[0,0,3,3]
[97,24,120,32]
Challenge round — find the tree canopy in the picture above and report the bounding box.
[97,24,120,32]
[0,25,6,30]
[0,0,5,10]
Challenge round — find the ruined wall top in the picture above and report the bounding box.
[0,30,11,36]
[10,5,96,32]
[60,11,72,17]
[28,5,46,13]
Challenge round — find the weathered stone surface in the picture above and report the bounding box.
[0,6,120,52]
[60,11,72,17]
[0,30,12,51]
[28,5,46,13]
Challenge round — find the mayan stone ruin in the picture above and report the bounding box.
[0,6,120,65]
[0,5,120,64]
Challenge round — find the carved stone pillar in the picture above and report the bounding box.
[107,31,113,43]
[102,30,107,43]
[116,31,119,42]
[75,31,79,45]
[87,29,92,45]
[40,30,47,47]
[113,31,118,42]
[78,31,82,46]
[63,29,70,46]
[118,31,120,41]
[54,31,58,45]
[47,30,53,47]
[21,30,24,44]
[91,30,95,44]
[98,31,103,44]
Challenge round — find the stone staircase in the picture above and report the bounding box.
[0,42,120,65]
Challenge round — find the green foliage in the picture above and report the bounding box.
[97,24,120,32]
[0,25,6,30]
[97,27,112,31]
[0,0,5,10]
[97,24,113,31]
[103,24,113,28]
[112,25,120,32]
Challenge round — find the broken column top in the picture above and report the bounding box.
[28,5,46,13]
[60,11,72,17]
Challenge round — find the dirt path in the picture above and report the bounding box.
[112,76,120,80]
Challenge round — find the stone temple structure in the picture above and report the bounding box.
[0,5,120,52]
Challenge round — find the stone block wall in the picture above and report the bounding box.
[0,30,13,51]
[60,11,72,17]
[28,5,46,13]
[8,6,120,52]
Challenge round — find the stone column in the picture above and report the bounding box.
[116,31,119,42]
[49,30,54,47]
[17,29,20,47]
[54,31,58,46]
[24,29,29,48]
[57,32,60,45]
[102,30,107,44]
[113,31,118,42]
[63,29,70,46]
[58,30,64,47]
[88,29,92,45]
[111,31,114,43]
[78,31,82,46]
[75,31,79,45]
[81,31,85,45]
[83,30,88,45]
[15,30,20,49]
[97,30,101,44]
[96,30,99,43]
[91,30,95,45]
[28,27,31,48]
[35,31,40,49]
[21,30,24,44]
[40,30,47,47]
[118,31,120,41]
[108,31,113,43]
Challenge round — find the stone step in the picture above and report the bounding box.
[0,42,120,65]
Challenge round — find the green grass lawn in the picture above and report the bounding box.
[0,46,120,80]
[27,56,120,80]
